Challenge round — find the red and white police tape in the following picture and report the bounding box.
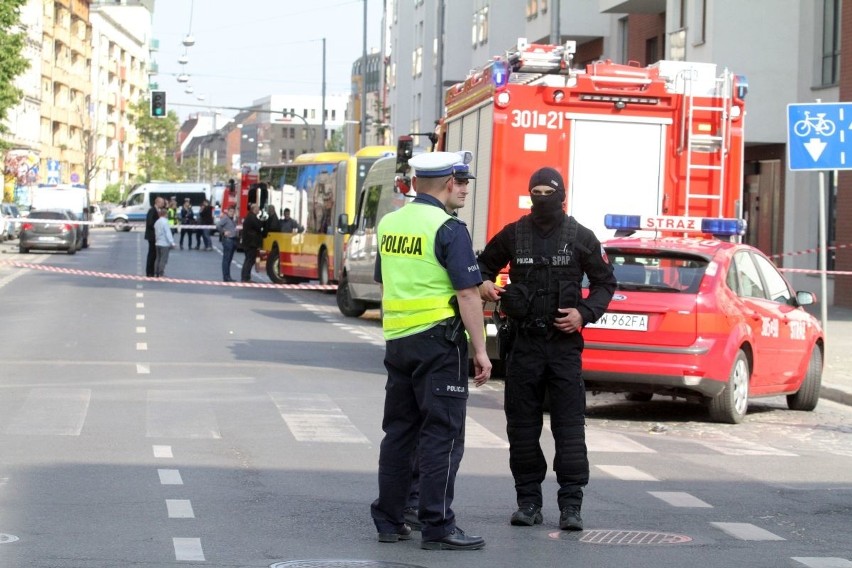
[0,260,337,290]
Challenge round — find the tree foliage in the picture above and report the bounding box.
[0,0,30,147]
[130,96,181,182]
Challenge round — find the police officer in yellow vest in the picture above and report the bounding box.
[370,151,491,551]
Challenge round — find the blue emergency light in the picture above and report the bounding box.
[604,214,746,236]
[491,59,510,89]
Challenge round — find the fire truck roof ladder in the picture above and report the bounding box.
[681,68,734,217]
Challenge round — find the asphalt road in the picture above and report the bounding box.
[0,229,850,568]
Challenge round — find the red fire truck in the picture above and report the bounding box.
[438,38,747,361]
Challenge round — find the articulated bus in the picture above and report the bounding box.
[258,145,395,285]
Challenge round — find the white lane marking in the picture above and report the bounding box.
[136,327,146,334]
[465,417,509,449]
[0,477,8,487]
[136,292,144,298]
[153,445,173,458]
[136,314,145,321]
[137,284,143,289]
[5,388,91,436]
[158,469,183,485]
[136,302,144,308]
[792,558,852,567]
[137,342,148,351]
[648,491,712,508]
[166,499,195,518]
[586,428,657,453]
[173,538,205,561]
[697,431,798,456]
[137,363,150,374]
[270,392,369,443]
[711,522,785,541]
[146,390,222,439]
[596,465,659,481]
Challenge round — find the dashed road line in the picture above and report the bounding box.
[648,491,712,508]
[166,499,195,519]
[172,537,204,561]
[153,445,173,458]
[137,363,150,374]
[136,342,148,351]
[711,522,785,541]
[158,469,183,485]
[792,558,852,567]
[596,465,659,481]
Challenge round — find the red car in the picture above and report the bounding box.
[581,224,824,424]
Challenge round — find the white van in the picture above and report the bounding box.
[335,155,414,317]
[30,184,92,248]
[105,182,211,231]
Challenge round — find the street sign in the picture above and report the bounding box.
[46,159,60,185]
[787,102,852,171]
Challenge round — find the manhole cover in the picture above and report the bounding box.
[579,529,692,545]
[270,562,427,568]
[0,534,19,544]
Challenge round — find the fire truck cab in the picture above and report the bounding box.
[438,38,748,362]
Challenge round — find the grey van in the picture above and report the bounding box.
[336,155,414,317]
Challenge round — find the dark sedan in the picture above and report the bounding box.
[19,209,79,255]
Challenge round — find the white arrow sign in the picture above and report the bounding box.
[804,138,827,161]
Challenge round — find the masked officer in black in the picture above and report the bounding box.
[478,167,615,531]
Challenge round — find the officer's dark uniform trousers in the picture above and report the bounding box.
[506,329,588,509]
[371,324,468,542]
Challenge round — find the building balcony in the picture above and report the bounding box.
[149,38,159,52]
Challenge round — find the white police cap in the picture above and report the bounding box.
[409,151,475,179]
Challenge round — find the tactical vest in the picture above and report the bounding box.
[503,215,581,333]
[378,202,457,340]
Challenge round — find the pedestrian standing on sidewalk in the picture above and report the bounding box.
[217,205,238,282]
[153,207,176,277]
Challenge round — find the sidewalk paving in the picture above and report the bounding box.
[817,305,852,407]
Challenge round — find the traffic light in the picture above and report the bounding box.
[150,91,167,117]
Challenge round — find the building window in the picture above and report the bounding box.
[618,17,628,64]
[645,36,659,66]
[822,0,840,86]
[472,5,489,47]
[694,0,706,45]
[526,0,538,20]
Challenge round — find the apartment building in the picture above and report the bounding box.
[385,0,849,305]
[1,0,154,203]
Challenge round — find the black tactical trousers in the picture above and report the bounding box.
[505,330,588,509]
[371,324,468,542]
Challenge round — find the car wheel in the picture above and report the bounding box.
[19,246,28,254]
[317,249,329,286]
[266,244,285,284]
[336,273,366,317]
[708,349,749,424]
[786,346,822,411]
[624,392,654,402]
[67,245,77,255]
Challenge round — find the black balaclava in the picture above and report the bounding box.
[528,167,566,235]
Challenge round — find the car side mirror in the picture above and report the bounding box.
[796,290,816,306]
[337,213,351,234]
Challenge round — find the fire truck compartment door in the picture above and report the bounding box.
[567,117,668,242]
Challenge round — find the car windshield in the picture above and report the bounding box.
[608,251,708,293]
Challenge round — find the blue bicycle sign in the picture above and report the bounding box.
[787,103,852,171]
[793,111,836,137]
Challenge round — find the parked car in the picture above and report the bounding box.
[19,209,79,255]
[580,230,824,424]
[1,202,22,240]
